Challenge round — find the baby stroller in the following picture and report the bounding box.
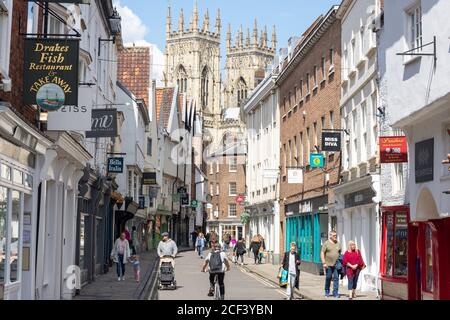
[158,256,177,290]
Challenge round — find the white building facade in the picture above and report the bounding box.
[331,0,382,293]
[379,0,450,300]
[244,73,281,263]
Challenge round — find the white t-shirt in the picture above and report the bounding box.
[289,252,297,275]
[206,251,228,273]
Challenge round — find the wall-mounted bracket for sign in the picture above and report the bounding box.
[107,152,127,155]
[396,36,437,68]
[322,128,350,136]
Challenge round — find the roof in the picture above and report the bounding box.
[118,46,151,108]
[155,87,175,129]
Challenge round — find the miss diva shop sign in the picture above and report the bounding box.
[23,38,79,112]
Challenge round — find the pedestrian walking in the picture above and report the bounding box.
[282,242,301,300]
[223,232,231,251]
[230,237,237,249]
[205,232,211,249]
[233,237,247,265]
[191,230,198,249]
[257,234,266,264]
[131,226,139,255]
[209,231,217,248]
[250,235,261,264]
[343,240,366,300]
[321,230,342,298]
[196,233,206,259]
[110,232,131,281]
[130,255,141,283]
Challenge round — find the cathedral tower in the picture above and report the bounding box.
[223,20,277,108]
[164,3,221,128]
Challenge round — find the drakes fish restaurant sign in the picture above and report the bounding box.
[23,38,79,111]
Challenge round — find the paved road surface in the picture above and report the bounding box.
[158,250,287,300]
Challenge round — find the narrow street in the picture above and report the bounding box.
[158,250,287,300]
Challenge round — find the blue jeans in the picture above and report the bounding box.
[116,254,125,277]
[197,246,204,258]
[347,271,360,290]
[325,266,339,296]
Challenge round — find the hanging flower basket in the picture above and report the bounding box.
[240,211,250,225]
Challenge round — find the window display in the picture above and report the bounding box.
[0,187,7,284]
[383,210,408,278]
[425,225,433,293]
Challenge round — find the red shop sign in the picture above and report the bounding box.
[236,195,245,204]
[380,136,408,164]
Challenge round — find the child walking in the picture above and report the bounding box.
[130,255,141,283]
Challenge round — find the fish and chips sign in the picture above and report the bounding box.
[23,38,79,112]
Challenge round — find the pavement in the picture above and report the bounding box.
[159,250,288,300]
[233,252,379,300]
[74,247,191,300]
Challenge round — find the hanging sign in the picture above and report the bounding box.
[415,138,434,183]
[107,157,123,173]
[380,136,408,164]
[181,193,190,206]
[191,200,198,208]
[85,109,118,138]
[142,172,157,185]
[236,195,246,205]
[322,132,341,152]
[310,153,325,168]
[47,105,91,131]
[288,168,303,184]
[23,38,79,111]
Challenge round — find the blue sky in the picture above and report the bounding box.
[114,0,339,81]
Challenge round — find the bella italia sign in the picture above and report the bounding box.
[23,38,79,112]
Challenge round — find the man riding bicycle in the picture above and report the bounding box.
[201,242,230,300]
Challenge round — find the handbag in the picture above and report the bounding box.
[279,268,288,287]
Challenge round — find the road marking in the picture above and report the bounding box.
[237,265,288,299]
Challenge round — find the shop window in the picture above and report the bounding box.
[425,225,433,293]
[9,191,20,283]
[383,211,408,278]
[0,186,7,284]
[79,214,86,270]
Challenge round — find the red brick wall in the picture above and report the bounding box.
[0,0,38,126]
[277,16,342,254]
[207,155,246,223]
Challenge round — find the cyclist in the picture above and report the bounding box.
[201,242,230,300]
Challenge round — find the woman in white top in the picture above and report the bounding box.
[111,232,131,281]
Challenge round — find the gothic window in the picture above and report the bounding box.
[237,77,247,104]
[177,65,188,93]
[201,67,209,109]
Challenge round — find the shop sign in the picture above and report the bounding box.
[85,109,118,138]
[47,105,92,131]
[191,200,198,208]
[310,154,324,168]
[415,138,434,183]
[142,172,157,185]
[288,168,303,184]
[236,195,246,204]
[23,38,79,111]
[107,157,123,173]
[380,136,408,163]
[344,188,376,208]
[322,132,341,152]
[181,194,189,206]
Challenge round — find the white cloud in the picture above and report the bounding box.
[114,1,149,43]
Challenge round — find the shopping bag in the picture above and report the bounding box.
[277,267,283,279]
[279,268,288,287]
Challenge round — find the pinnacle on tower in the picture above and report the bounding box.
[239,25,244,48]
[189,12,193,31]
[264,25,268,48]
[166,5,172,36]
[271,25,277,51]
[252,18,258,47]
[178,9,184,33]
[260,29,264,48]
[227,23,232,50]
[246,28,251,48]
[203,9,210,32]
[193,0,199,30]
[215,9,221,35]
[235,27,240,49]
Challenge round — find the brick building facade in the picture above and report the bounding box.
[0,0,37,125]
[207,152,246,242]
[276,6,341,274]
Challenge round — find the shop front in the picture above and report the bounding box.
[331,174,381,292]
[380,206,410,300]
[285,196,328,275]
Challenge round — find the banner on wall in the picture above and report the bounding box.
[380,136,408,164]
[23,38,79,111]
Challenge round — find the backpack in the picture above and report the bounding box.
[209,252,223,273]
